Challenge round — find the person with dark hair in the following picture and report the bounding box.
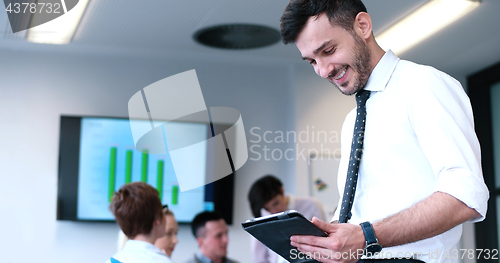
[106,182,171,263]
[184,211,238,263]
[279,1,488,263]
[248,175,325,263]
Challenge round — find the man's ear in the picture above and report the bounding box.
[354,12,373,40]
[153,217,163,234]
[153,214,163,226]
[196,236,204,248]
[280,186,285,195]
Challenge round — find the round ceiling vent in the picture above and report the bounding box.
[194,24,281,50]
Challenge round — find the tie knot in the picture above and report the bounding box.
[356,89,370,107]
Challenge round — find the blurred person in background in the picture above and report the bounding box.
[184,211,238,263]
[155,206,179,258]
[248,175,326,263]
[106,182,171,263]
[117,205,178,260]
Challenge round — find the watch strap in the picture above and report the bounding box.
[360,221,377,245]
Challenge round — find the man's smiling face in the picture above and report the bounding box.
[295,13,372,95]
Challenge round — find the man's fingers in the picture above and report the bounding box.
[290,234,344,252]
[292,234,346,252]
[312,217,337,232]
[290,235,327,248]
[290,222,363,263]
[290,240,332,262]
[290,239,344,263]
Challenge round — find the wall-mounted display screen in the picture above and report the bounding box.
[57,115,234,224]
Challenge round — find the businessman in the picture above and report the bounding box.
[185,211,238,263]
[279,1,489,263]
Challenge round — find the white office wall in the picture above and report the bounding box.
[0,49,296,263]
[292,62,356,199]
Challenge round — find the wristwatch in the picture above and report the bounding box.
[360,221,382,256]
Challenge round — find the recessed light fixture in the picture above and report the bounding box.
[376,0,480,55]
[27,0,89,45]
[194,24,281,50]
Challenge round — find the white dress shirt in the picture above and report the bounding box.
[331,50,489,263]
[183,251,238,263]
[251,194,326,263]
[106,239,173,263]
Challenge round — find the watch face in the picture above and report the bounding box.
[365,243,383,255]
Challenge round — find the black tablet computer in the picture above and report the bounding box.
[242,210,328,263]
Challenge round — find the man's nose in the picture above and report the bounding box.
[316,60,333,79]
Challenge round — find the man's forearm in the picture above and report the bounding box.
[373,192,480,248]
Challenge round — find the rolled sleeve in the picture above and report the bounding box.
[408,66,489,221]
[436,168,489,221]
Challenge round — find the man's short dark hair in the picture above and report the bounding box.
[247,175,283,217]
[109,182,163,239]
[191,211,224,238]
[280,0,367,44]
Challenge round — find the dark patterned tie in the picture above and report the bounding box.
[338,89,371,224]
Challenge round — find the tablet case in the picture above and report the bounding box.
[242,210,328,263]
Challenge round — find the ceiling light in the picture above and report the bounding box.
[27,0,89,45]
[375,0,480,55]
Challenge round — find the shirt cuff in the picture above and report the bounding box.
[435,168,489,222]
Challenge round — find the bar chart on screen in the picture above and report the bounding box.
[76,117,209,222]
[106,147,170,202]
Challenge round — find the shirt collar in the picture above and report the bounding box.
[123,240,165,255]
[196,251,212,263]
[286,194,295,210]
[196,251,231,263]
[364,50,399,92]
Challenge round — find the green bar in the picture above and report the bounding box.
[108,147,117,203]
[172,185,179,205]
[125,150,132,184]
[141,150,148,182]
[157,160,164,200]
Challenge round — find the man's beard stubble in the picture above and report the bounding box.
[333,32,372,96]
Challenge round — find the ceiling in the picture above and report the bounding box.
[1,0,500,78]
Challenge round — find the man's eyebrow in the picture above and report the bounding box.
[313,40,332,55]
[301,40,334,61]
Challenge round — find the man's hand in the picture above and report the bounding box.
[290,217,366,263]
[289,192,480,263]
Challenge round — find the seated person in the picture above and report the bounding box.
[184,211,238,263]
[106,182,171,263]
[154,206,179,258]
[247,175,326,263]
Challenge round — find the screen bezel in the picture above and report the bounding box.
[56,115,234,224]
